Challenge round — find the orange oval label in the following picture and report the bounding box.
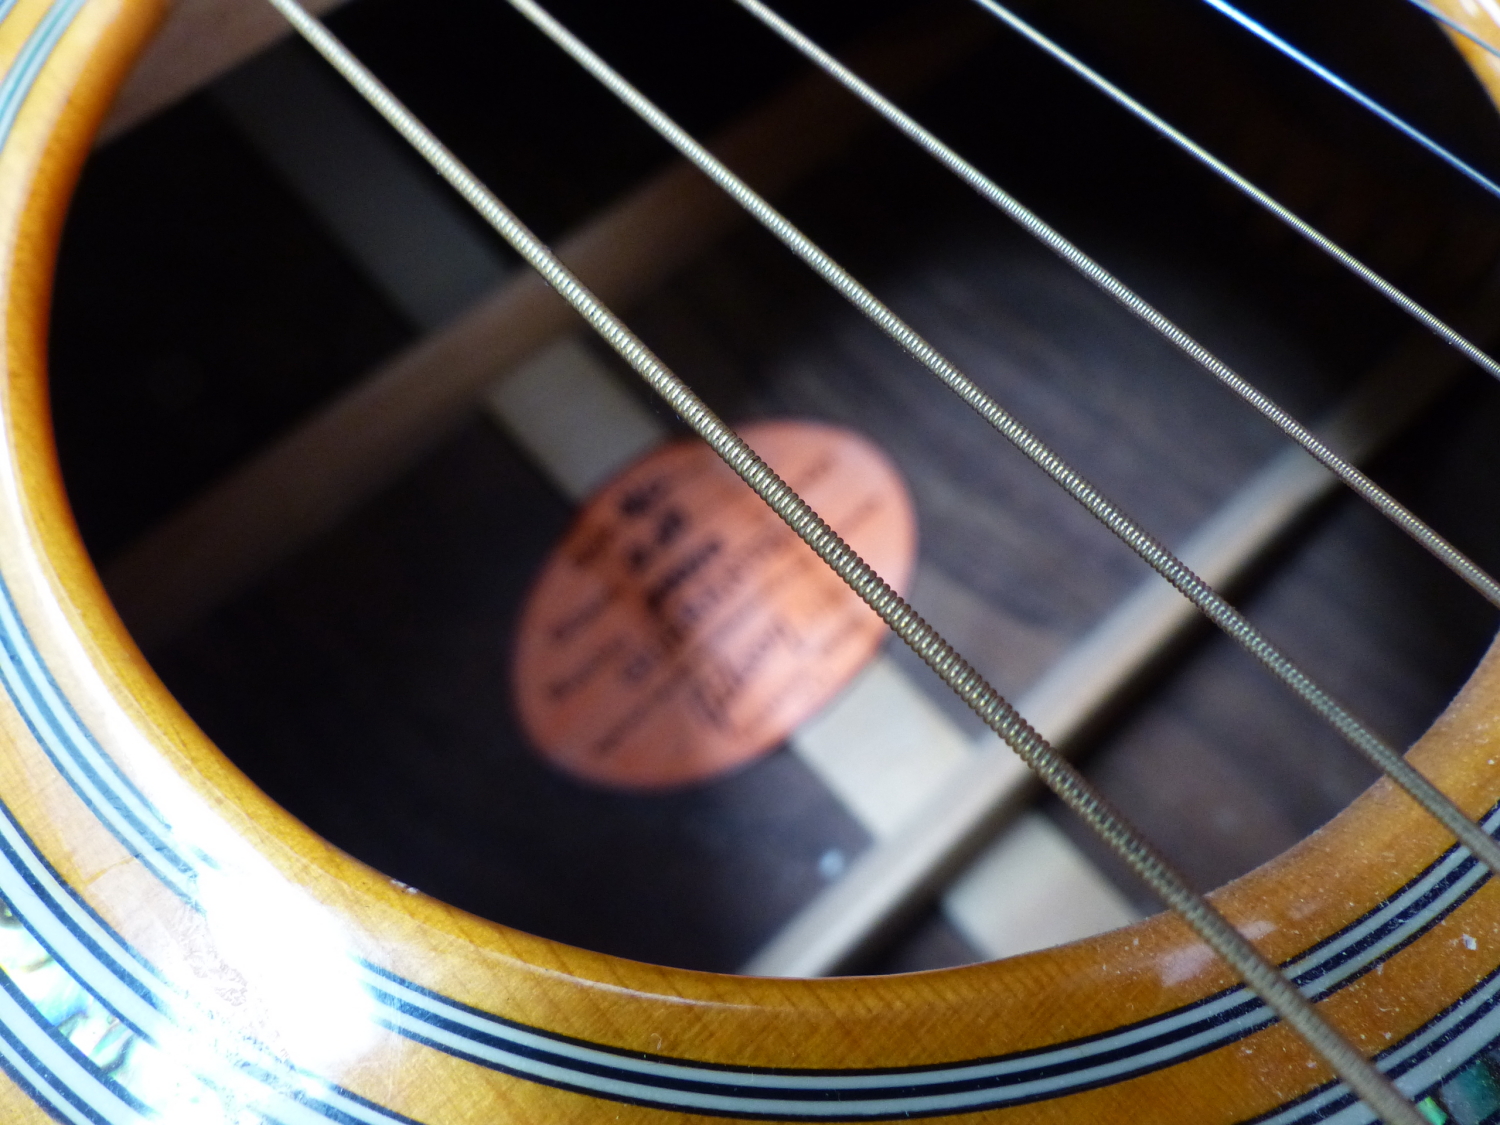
[513,420,917,789]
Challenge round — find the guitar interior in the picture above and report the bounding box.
[45,0,1500,972]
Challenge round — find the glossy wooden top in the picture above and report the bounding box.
[0,0,1498,1122]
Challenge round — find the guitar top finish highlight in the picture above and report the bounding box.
[1,0,1500,1121]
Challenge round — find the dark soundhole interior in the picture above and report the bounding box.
[48,0,1500,972]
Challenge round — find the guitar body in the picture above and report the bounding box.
[0,0,1499,1121]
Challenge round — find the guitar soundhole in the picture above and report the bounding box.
[47,0,1500,973]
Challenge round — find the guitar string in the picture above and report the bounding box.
[726,0,1500,613]
[953,1,1500,423]
[260,4,1429,1118]
[1404,0,1500,60]
[1200,0,1500,203]
[504,0,1500,889]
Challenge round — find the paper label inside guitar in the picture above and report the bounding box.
[513,419,917,789]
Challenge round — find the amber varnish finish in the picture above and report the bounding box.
[0,0,1497,1121]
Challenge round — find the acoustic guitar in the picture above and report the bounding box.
[2,0,1500,1121]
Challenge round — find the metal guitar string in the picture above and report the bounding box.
[257,4,1428,1118]
[951,1,1500,411]
[729,0,1500,962]
[505,0,1500,892]
[1405,0,1500,60]
[726,0,1500,615]
[1201,0,1500,203]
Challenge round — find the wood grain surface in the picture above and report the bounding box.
[0,0,1499,1122]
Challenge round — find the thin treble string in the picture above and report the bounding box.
[958,1,1500,400]
[504,0,1500,893]
[256,6,1425,1119]
[730,0,1500,613]
[1200,0,1500,203]
[1405,0,1500,61]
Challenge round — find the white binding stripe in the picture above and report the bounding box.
[0,10,414,1119]
[0,0,1497,1118]
[359,813,1496,1103]
[0,976,149,1125]
[0,580,192,899]
[372,993,1282,1115]
[1255,971,1500,1125]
